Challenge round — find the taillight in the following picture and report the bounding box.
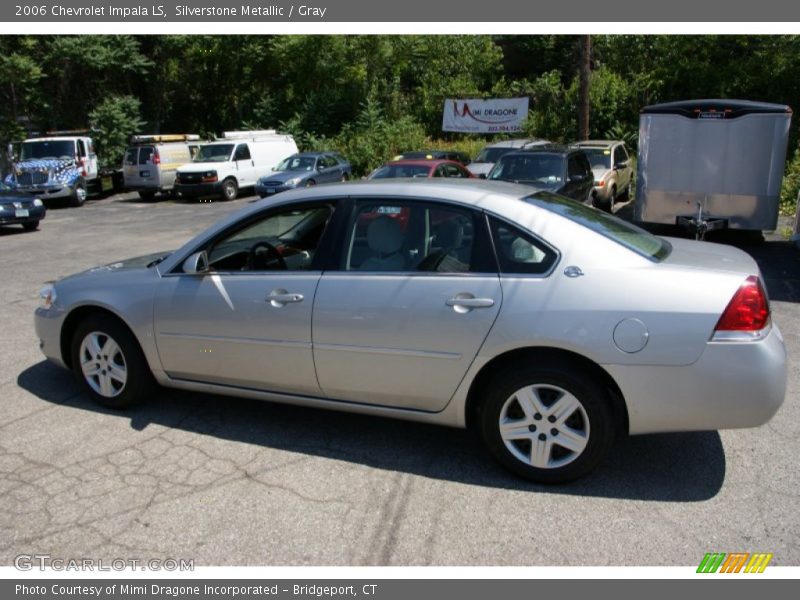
[153,148,161,165]
[714,276,770,333]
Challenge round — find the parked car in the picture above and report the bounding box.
[34,180,785,483]
[468,138,550,178]
[174,131,299,201]
[392,150,472,166]
[487,145,594,203]
[368,159,474,180]
[0,182,46,231]
[255,152,352,197]
[123,134,200,200]
[572,140,633,211]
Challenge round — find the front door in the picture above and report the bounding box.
[153,202,337,395]
[312,199,502,411]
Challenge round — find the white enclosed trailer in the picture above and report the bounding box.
[635,99,792,237]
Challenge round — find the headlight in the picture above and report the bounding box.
[33,198,43,207]
[285,177,303,187]
[39,284,57,310]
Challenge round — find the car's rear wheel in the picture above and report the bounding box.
[221,178,238,201]
[70,314,155,409]
[478,362,615,483]
[138,190,156,201]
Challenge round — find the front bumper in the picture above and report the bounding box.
[15,185,72,200]
[174,181,223,198]
[255,182,295,197]
[607,324,787,435]
[34,305,68,370]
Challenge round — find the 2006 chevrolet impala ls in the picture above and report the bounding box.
[34,180,786,482]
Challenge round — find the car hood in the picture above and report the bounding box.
[178,162,227,173]
[467,162,494,176]
[591,167,612,181]
[260,170,309,183]
[62,251,173,281]
[14,158,75,172]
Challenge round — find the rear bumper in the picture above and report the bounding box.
[608,324,787,435]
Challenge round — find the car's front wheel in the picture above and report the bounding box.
[221,178,238,201]
[70,314,155,409]
[69,181,87,207]
[479,362,615,483]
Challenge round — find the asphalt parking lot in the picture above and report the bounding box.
[1,191,798,566]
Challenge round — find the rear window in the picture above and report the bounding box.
[524,192,672,262]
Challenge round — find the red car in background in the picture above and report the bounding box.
[362,160,474,230]
[368,159,474,181]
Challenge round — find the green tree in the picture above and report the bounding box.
[88,95,144,169]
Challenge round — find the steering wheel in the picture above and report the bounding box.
[245,241,287,271]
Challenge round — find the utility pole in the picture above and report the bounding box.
[578,35,591,140]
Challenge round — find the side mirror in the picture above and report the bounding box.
[478,173,487,180]
[614,161,628,170]
[182,251,209,274]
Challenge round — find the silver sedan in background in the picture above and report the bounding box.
[34,180,786,483]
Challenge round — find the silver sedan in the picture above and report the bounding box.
[34,180,786,483]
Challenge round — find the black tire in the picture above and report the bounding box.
[618,185,630,203]
[22,221,39,231]
[478,361,616,483]
[305,179,316,187]
[138,190,157,201]
[69,181,87,207]
[70,314,155,409]
[221,178,238,201]
[341,173,349,182]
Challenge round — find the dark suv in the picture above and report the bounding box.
[486,145,594,203]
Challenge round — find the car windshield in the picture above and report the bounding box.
[193,144,234,163]
[275,155,317,171]
[20,140,75,161]
[370,164,432,179]
[524,192,672,261]
[489,154,564,185]
[580,148,613,169]
[474,147,515,163]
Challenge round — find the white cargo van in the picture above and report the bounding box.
[123,134,200,200]
[174,130,299,201]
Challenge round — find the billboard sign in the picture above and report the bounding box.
[442,98,529,133]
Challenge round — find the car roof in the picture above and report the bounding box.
[501,144,580,158]
[484,138,547,149]
[291,151,331,158]
[573,140,624,148]
[384,159,459,168]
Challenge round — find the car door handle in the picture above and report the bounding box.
[446,297,495,310]
[267,292,304,306]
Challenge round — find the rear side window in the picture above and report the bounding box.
[524,192,672,261]
[138,147,154,165]
[488,216,558,275]
[124,148,138,166]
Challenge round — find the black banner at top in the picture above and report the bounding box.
[2,0,800,22]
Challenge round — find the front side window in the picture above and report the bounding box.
[344,201,488,273]
[488,216,558,275]
[234,144,251,161]
[203,204,334,272]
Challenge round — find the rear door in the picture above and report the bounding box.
[136,146,160,189]
[122,147,140,187]
[312,198,502,411]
